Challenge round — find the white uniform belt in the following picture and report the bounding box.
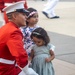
[0,58,15,64]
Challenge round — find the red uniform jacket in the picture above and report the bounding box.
[0,22,28,75]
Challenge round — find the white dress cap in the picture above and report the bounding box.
[2,1,27,14]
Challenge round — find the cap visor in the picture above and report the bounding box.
[16,9,29,13]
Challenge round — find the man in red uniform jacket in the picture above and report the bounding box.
[0,1,28,75]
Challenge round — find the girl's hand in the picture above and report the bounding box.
[28,62,32,67]
[45,58,51,62]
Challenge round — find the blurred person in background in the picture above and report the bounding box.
[42,0,59,19]
[0,0,28,26]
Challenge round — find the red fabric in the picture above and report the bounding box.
[24,0,28,9]
[4,0,16,3]
[0,64,21,75]
[0,0,4,11]
[15,0,28,9]
[0,0,28,10]
[0,22,28,75]
[0,0,28,24]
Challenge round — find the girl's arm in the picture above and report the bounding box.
[45,50,55,62]
[50,44,55,51]
[29,49,34,62]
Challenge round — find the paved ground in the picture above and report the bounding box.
[0,1,75,75]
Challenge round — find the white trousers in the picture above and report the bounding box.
[18,71,26,75]
[43,0,59,17]
[23,65,38,75]
[19,65,38,75]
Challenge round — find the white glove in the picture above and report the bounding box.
[22,65,38,75]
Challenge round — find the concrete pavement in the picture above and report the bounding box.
[0,1,75,75]
[27,1,75,75]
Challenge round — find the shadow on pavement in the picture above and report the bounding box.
[47,31,75,64]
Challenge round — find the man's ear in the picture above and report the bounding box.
[12,12,18,19]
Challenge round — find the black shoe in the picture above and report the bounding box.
[50,16,60,19]
[42,11,50,18]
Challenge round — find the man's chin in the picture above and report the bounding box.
[22,23,26,27]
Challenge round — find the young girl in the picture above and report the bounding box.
[20,7,39,75]
[30,27,55,75]
[20,7,40,56]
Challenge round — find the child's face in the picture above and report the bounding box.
[32,36,44,46]
[27,13,38,26]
